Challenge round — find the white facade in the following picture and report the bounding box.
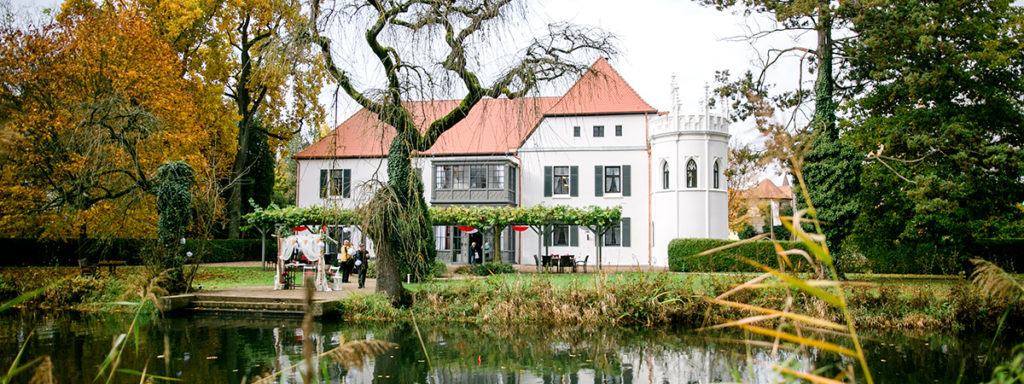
[294,69,730,268]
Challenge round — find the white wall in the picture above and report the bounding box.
[518,114,653,266]
[648,113,731,265]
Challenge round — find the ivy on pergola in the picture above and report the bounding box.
[243,204,622,269]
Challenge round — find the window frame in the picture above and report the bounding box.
[686,159,698,189]
[573,126,581,137]
[328,169,350,198]
[614,125,622,136]
[593,125,604,137]
[604,166,621,194]
[604,222,621,246]
[662,162,670,189]
[552,166,571,196]
[551,225,570,246]
[713,160,720,189]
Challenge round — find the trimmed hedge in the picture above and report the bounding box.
[0,238,274,266]
[668,238,813,273]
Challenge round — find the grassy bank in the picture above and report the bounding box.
[3,266,1020,333]
[0,266,276,309]
[338,272,1022,333]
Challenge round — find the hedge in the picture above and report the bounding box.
[0,238,275,266]
[668,238,813,273]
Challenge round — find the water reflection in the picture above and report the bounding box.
[0,311,1017,383]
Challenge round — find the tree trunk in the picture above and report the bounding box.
[372,134,415,306]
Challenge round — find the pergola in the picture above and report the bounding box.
[243,205,361,290]
[244,204,623,273]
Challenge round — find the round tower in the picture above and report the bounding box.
[648,78,731,266]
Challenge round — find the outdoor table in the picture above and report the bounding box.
[97,260,126,275]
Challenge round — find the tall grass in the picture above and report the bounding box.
[695,169,875,383]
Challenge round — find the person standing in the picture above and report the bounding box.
[339,240,354,283]
[483,241,491,263]
[354,244,370,289]
[470,242,482,265]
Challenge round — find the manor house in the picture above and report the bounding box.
[293,58,730,267]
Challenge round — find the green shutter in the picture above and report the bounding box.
[594,165,603,197]
[319,169,328,198]
[622,218,631,247]
[622,165,631,196]
[544,166,552,197]
[570,166,578,197]
[342,169,351,198]
[570,225,578,246]
[543,226,551,246]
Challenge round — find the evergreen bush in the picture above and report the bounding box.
[668,238,812,273]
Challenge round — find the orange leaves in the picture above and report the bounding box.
[0,6,227,239]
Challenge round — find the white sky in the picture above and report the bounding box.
[11,0,812,180]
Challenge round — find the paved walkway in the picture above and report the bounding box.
[199,261,669,274]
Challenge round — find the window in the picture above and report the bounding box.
[435,164,506,190]
[551,225,569,246]
[604,166,621,193]
[604,222,621,246]
[662,162,670,189]
[435,165,452,189]
[713,160,720,189]
[453,166,468,189]
[553,166,570,195]
[614,125,622,136]
[328,169,350,197]
[593,125,604,137]
[686,159,697,188]
[470,165,487,189]
[573,126,581,137]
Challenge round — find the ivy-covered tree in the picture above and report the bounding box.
[699,0,862,273]
[155,161,194,292]
[304,0,615,305]
[846,0,1024,273]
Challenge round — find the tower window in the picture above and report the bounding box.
[713,160,720,189]
[662,162,670,189]
[686,159,697,188]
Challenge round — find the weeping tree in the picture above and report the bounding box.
[304,0,615,304]
[155,161,194,293]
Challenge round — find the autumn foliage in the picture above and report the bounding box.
[0,3,232,239]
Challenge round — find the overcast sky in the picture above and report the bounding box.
[10,0,810,176]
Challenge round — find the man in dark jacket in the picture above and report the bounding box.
[354,244,370,289]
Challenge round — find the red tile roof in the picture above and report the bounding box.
[545,57,658,116]
[295,58,653,159]
[745,179,793,200]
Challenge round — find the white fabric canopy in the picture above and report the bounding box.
[278,234,322,261]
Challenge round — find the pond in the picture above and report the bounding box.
[0,311,1018,383]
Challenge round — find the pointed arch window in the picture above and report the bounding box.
[713,160,720,189]
[686,159,697,188]
[662,162,670,189]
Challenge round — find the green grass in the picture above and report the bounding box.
[191,266,276,290]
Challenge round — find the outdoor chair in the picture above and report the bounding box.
[575,255,589,273]
[78,258,96,277]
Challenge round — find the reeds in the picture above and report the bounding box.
[696,170,875,383]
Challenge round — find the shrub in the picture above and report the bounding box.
[455,262,515,276]
[668,238,812,273]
